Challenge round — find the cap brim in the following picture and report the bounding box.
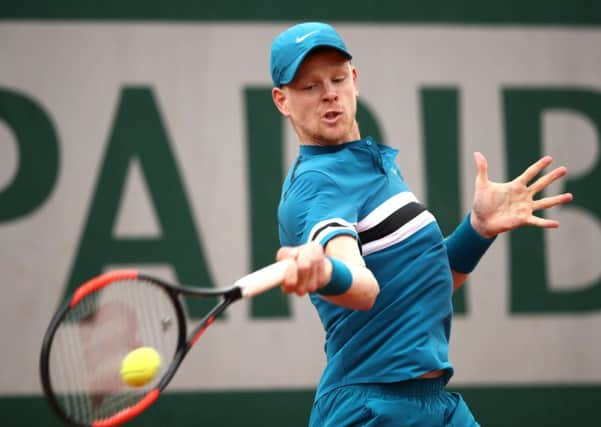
[279,45,352,86]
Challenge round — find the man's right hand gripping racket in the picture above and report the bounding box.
[39,260,291,427]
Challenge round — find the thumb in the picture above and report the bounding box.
[276,246,299,261]
[473,151,489,184]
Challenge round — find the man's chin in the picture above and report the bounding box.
[316,129,353,145]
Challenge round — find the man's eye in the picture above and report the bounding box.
[303,84,317,91]
[333,76,345,83]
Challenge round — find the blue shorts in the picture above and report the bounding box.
[309,377,479,427]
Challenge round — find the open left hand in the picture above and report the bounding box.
[470,152,574,238]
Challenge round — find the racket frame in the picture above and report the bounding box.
[39,271,188,427]
[40,260,289,427]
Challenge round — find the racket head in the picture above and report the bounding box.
[40,270,187,427]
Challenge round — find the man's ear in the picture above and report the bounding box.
[272,87,290,117]
[352,66,359,97]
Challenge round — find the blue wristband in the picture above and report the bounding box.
[317,257,353,296]
[444,213,496,274]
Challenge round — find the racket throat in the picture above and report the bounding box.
[224,287,243,301]
[191,315,216,346]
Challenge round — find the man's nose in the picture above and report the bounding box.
[322,81,338,101]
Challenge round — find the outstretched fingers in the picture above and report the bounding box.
[529,166,568,194]
[516,155,553,185]
[533,192,574,211]
[529,191,573,229]
[527,215,560,229]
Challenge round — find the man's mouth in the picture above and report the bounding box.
[322,110,342,123]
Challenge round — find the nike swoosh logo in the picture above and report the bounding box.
[295,30,319,43]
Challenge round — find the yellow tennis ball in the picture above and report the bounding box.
[120,347,161,387]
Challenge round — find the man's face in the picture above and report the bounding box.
[273,49,359,146]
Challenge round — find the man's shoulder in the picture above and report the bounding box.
[294,146,370,179]
[282,166,341,199]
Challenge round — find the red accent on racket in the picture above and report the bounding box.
[92,389,159,427]
[71,270,138,307]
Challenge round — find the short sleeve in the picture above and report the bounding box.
[278,170,359,247]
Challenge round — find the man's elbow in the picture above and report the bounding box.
[353,284,380,311]
[325,283,379,311]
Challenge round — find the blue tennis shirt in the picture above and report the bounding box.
[278,137,454,400]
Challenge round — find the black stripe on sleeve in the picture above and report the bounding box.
[310,222,349,242]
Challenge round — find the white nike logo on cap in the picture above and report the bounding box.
[295,30,319,43]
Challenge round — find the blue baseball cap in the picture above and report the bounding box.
[270,22,352,87]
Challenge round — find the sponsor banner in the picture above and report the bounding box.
[1,1,600,24]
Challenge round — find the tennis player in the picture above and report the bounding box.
[270,22,573,426]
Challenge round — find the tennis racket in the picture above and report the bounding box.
[39,260,291,427]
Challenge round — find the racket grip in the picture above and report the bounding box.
[236,259,292,298]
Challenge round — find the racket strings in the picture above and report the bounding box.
[48,278,181,425]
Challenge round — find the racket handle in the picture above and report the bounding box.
[236,259,292,298]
